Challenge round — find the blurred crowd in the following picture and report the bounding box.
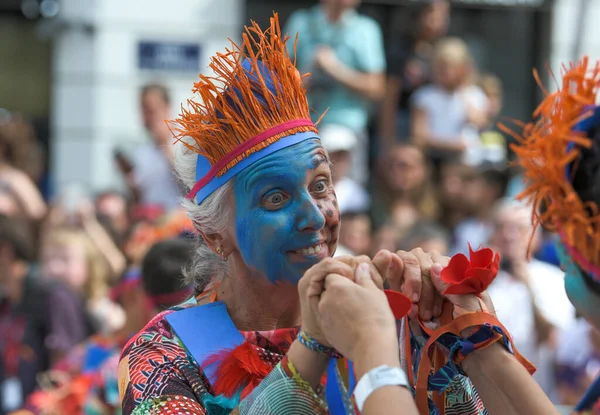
[0,0,596,413]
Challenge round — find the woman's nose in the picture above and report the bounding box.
[296,196,326,232]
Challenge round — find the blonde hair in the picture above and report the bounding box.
[43,229,110,301]
[434,37,472,66]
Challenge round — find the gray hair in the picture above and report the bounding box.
[173,137,232,292]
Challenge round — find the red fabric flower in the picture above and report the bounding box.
[384,290,412,319]
[441,245,500,295]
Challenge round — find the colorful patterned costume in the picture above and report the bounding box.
[508,58,600,414]
[119,290,494,414]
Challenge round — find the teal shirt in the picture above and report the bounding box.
[284,6,386,132]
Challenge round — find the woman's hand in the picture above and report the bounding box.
[334,249,401,290]
[298,258,355,347]
[318,263,398,362]
[429,263,496,320]
[391,248,450,321]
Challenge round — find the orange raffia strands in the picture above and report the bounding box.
[502,57,600,274]
[167,14,320,178]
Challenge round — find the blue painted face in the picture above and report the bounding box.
[558,243,600,328]
[232,138,340,285]
[565,271,600,329]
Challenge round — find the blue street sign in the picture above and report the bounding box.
[138,41,201,72]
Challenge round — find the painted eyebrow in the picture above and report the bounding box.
[311,152,329,169]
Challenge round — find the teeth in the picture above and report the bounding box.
[296,244,323,255]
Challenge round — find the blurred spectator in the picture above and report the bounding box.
[141,238,195,311]
[338,211,371,255]
[42,201,126,283]
[117,84,181,211]
[410,37,489,171]
[379,0,450,145]
[20,237,195,415]
[123,209,195,268]
[370,143,438,234]
[371,223,399,255]
[399,221,450,254]
[285,0,386,184]
[40,228,125,335]
[451,164,508,255]
[95,191,130,248]
[477,73,507,164]
[320,124,369,213]
[0,215,92,413]
[555,318,600,406]
[0,113,47,222]
[437,160,472,230]
[506,165,526,198]
[487,199,575,401]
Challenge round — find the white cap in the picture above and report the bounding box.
[319,124,357,153]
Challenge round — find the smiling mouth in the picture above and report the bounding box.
[291,243,326,256]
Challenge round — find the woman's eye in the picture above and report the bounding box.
[265,192,285,205]
[313,180,328,193]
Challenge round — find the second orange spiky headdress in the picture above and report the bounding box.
[168,14,321,204]
[505,57,600,280]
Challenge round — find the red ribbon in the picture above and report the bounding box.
[441,244,500,296]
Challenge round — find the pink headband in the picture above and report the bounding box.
[186,118,316,200]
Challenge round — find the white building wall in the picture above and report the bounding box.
[51,0,243,195]
[550,0,600,79]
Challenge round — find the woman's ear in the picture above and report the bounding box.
[199,231,225,254]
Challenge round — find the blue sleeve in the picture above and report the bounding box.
[355,18,386,73]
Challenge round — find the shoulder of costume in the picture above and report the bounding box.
[120,308,180,355]
[165,302,244,383]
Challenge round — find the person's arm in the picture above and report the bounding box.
[80,212,127,280]
[315,47,385,101]
[286,339,330,390]
[353,330,417,415]
[317,263,419,415]
[410,107,466,152]
[462,342,560,415]
[428,263,559,415]
[316,19,386,102]
[5,170,47,220]
[236,341,330,414]
[463,87,490,129]
[328,64,385,102]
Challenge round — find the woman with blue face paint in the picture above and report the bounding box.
[117,14,488,415]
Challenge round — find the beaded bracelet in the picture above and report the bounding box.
[297,330,343,359]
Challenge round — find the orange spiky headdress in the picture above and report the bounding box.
[168,14,321,204]
[504,57,600,280]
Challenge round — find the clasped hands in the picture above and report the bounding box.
[298,248,492,362]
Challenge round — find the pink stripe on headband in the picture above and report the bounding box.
[186,118,315,200]
[558,229,600,279]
